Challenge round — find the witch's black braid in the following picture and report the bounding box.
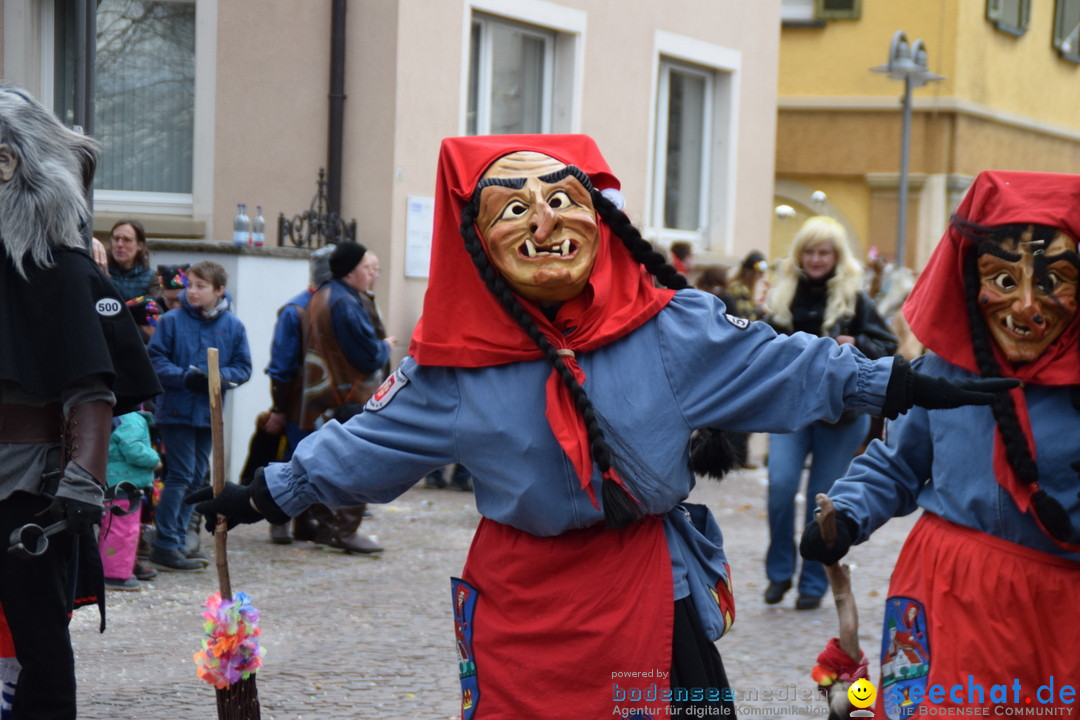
[459,174,695,526]
[458,198,620,488]
[591,190,688,291]
[590,187,736,480]
[962,247,1040,485]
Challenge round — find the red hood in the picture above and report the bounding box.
[409,134,673,367]
[903,169,1080,385]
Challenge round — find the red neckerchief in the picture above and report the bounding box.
[410,135,675,503]
[903,170,1080,552]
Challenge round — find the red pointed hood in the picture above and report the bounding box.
[407,134,676,503]
[904,169,1080,385]
[409,134,673,367]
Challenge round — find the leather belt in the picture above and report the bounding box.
[0,403,63,443]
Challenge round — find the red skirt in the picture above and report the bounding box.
[455,515,674,719]
[877,512,1080,719]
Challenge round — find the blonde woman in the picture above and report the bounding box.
[763,216,898,609]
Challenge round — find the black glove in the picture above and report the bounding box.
[800,511,857,565]
[184,370,210,394]
[185,467,290,532]
[881,356,1019,419]
[49,461,105,535]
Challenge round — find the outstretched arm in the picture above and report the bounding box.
[801,399,935,565]
[188,359,458,529]
[880,356,1017,419]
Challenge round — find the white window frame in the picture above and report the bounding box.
[647,31,741,255]
[468,15,555,135]
[653,60,713,245]
[3,0,217,219]
[461,0,585,136]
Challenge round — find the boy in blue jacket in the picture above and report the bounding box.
[147,261,251,570]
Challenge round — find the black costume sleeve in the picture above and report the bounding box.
[0,249,161,413]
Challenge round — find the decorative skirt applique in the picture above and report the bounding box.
[878,512,1080,720]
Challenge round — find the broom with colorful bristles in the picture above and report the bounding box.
[194,348,263,719]
[810,493,870,720]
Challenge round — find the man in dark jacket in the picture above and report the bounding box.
[294,241,395,554]
[261,246,333,544]
[0,82,160,719]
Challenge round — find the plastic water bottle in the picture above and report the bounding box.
[233,203,251,246]
[252,206,265,247]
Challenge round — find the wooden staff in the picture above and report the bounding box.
[815,493,860,663]
[207,348,260,719]
[208,348,231,598]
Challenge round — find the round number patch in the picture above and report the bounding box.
[95,298,123,316]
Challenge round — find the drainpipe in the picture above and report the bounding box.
[327,0,346,229]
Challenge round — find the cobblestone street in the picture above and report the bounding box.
[71,459,916,719]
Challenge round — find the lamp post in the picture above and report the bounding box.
[872,31,943,268]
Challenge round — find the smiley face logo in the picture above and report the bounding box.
[848,678,876,709]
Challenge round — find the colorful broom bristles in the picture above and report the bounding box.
[194,592,264,689]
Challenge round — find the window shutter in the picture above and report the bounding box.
[1054,0,1080,47]
[987,0,1030,35]
[1055,0,1080,61]
[815,0,861,19]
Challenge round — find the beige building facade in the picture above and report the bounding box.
[2,0,784,364]
[774,0,1080,270]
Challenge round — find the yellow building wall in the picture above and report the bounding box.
[770,178,872,263]
[949,1,1080,127]
[951,115,1080,174]
[779,0,1080,127]
[776,0,1080,270]
[778,1,954,98]
[780,0,1080,137]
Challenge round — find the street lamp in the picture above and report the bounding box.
[872,31,944,268]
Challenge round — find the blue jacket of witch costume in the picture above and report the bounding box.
[264,290,896,631]
[828,353,1080,562]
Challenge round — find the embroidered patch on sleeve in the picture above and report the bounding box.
[365,367,408,411]
[724,313,750,330]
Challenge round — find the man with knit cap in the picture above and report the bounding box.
[292,241,393,554]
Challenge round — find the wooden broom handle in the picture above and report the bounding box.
[208,348,231,600]
[815,493,859,662]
